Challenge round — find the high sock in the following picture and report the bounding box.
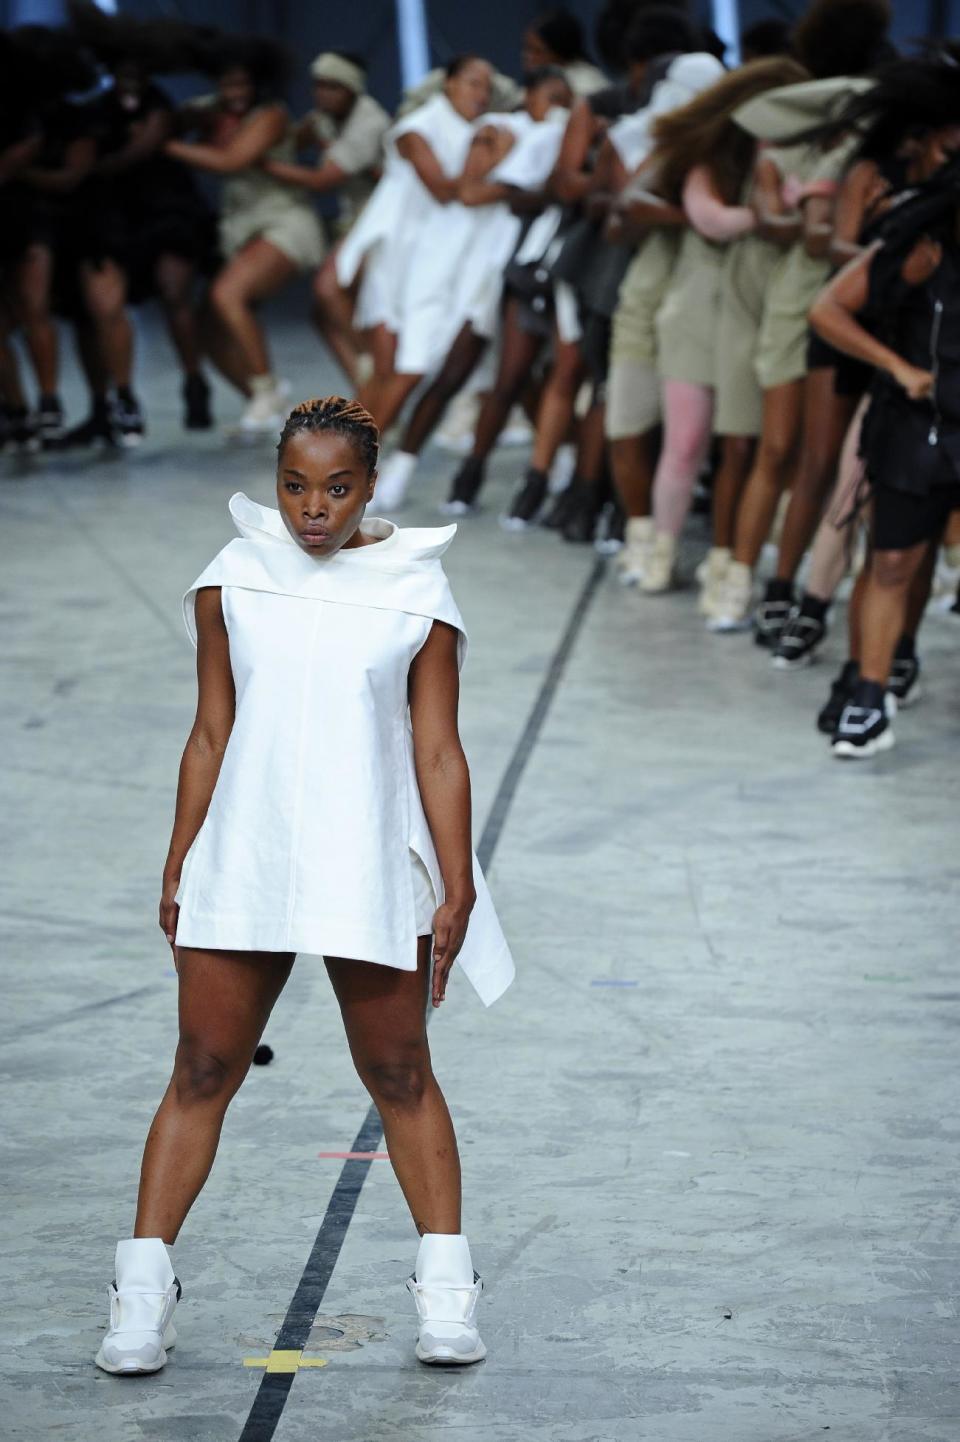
[799,592,829,622]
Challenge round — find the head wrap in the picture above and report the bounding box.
[310,52,366,94]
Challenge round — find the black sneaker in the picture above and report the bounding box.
[183,373,213,430]
[36,394,65,448]
[561,480,602,544]
[754,592,794,649]
[594,499,625,555]
[832,680,895,758]
[817,659,860,735]
[541,478,583,531]
[772,612,827,669]
[440,457,484,516]
[111,390,146,448]
[500,467,548,531]
[3,405,41,455]
[889,655,921,708]
[60,405,118,450]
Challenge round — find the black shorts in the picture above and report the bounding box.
[805,327,872,398]
[871,481,960,551]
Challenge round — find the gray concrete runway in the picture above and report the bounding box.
[2,309,959,1442]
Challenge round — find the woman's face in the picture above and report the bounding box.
[913,123,960,182]
[521,27,557,72]
[445,60,493,122]
[525,75,572,122]
[313,78,354,120]
[218,67,256,116]
[277,430,376,556]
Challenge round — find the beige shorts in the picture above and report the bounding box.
[219,206,325,273]
[605,357,661,439]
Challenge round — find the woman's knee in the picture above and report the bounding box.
[172,1038,244,1107]
[358,1049,432,1110]
[871,549,915,591]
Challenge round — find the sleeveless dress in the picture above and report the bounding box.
[219,107,324,271]
[174,493,515,1008]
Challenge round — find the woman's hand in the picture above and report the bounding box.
[159,873,180,958]
[430,895,474,1007]
[889,358,934,401]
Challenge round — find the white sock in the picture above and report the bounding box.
[381,451,417,486]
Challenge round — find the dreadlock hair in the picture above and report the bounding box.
[277,397,380,475]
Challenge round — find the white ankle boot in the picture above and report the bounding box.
[640,532,678,593]
[616,516,654,585]
[95,1238,180,1375]
[696,546,731,615]
[406,1233,486,1366]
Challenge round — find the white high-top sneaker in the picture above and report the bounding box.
[375,451,417,512]
[640,532,678,593]
[616,516,654,586]
[406,1233,486,1366]
[705,560,753,632]
[95,1238,180,1375]
[238,375,290,435]
[696,546,731,615]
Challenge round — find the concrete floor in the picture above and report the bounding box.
[2,306,960,1442]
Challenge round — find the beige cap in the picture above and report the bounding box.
[310,52,366,94]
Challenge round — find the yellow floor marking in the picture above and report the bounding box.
[243,1350,329,1372]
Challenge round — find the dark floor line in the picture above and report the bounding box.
[238,553,606,1442]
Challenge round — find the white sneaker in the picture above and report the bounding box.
[498,405,533,448]
[95,1238,180,1375]
[640,532,678,594]
[705,560,753,632]
[616,516,654,585]
[374,451,417,512]
[406,1233,486,1366]
[238,376,290,435]
[696,546,731,615]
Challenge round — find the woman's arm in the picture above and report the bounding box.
[683,164,755,243]
[165,104,287,175]
[396,131,458,203]
[94,107,171,178]
[264,155,349,193]
[159,587,236,954]
[408,619,476,1008]
[22,136,95,193]
[752,153,801,248]
[550,97,602,204]
[0,133,41,183]
[828,159,883,268]
[608,185,685,242]
[809,242,936,400]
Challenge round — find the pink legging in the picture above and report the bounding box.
[651,379,715,538]
[805,396,869,601]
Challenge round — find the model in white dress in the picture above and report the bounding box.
[95,398,511,1379]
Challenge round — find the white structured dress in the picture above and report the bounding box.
[174,493,515,1008]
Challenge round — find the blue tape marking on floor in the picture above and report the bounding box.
[238,554,605,1442]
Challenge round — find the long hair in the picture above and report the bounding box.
[651,56,808,205]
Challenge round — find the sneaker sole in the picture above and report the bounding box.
[890,682,922,709]
[705,617,752,633]
[772,647,821,671]
[832,729,895,759]
[415,1340,487,1366]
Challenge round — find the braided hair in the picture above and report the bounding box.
[277,396,380,476]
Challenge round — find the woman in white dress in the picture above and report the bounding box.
[94,397,514,1377]
[336,56,493,432]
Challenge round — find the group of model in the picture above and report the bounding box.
[2,0,958,767]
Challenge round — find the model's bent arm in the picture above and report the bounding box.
[408,619,476,1004]
[160,587,236,948]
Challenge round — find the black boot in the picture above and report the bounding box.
[441,457,485,515]
[541,475,587,531]
[561,481,602,544]
[183,373,213,430]
[501,467,549,530]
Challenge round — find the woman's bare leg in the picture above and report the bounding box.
[732,379,804,567]
[134,946,294,1243]
[200,301,251,396]
[398,324,487,456]
[80,258,134,389]
[312,250,364,385]
[609,430,656,518]
[208,238,297,381]
[326,938,460,1235]
[468,300,543,463]
[712,435,755,549]
[774,370,858,584]
[805,399,869,602]
[531,334,585,475]
[154,253,203,376]
[15,241,58,395]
